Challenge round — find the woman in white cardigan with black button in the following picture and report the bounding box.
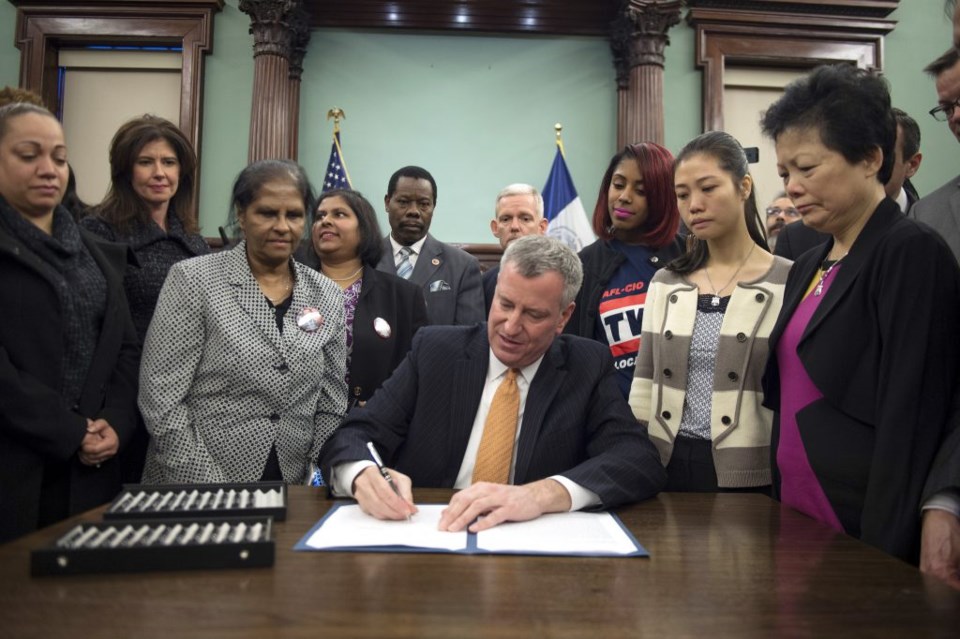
[629,131,791,492]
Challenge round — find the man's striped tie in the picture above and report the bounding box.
[396,246,414,280]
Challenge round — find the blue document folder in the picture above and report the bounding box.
[294,502,648,557]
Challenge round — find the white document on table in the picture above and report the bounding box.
[475,511,640,555]
[303,504,464,551]
[295,503,647,557]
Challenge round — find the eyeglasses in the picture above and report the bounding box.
[930,97,960,122]
[766,206,800,218]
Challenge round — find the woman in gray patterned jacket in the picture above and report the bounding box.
[139,160,348,485]
[629,131,791,492]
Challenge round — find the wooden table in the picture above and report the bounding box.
[1,487,958,638]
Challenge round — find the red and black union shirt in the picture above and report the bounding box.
[593,240,660,398]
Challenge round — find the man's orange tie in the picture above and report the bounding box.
[472,368,520,484]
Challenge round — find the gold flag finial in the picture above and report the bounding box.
[554,122,565,157]
[327,107,346,133]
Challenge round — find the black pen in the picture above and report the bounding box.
[366,442,411,520]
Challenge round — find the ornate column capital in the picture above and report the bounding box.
[240,0,310,161]
[609,0,683,82]
[239,0,300,58]
[287,3,312,80]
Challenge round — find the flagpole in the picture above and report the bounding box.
[325,107,353,188]
[555,122,565,157]
[321,107,353,191]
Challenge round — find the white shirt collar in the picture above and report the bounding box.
[486,348,545,386]
[389,234,428,257]
[895,187,908,213]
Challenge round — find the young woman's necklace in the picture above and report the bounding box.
[704,244,755,307]
[814,253,847,296]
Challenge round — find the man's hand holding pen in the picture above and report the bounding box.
[352,465,418,520]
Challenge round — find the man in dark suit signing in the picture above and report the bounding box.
[376,165,484,326]
[321,235,666,532]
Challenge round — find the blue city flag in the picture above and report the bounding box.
[542,144,595,251]
[322,131,352,192]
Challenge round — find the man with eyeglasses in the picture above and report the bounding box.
[764,193,801,249]
[376,165,484,326]
[926,48,960,142]
[913,48,960,262]
[914,12,960,588]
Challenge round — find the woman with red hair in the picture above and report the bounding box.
[564,142,683,398]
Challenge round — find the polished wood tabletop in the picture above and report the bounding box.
[1,487,958,638]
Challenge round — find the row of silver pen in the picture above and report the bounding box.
[110,488,283,513]
[56,521,268,549]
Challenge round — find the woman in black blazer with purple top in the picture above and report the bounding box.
[759,65,960,568]
[297,189,427,408]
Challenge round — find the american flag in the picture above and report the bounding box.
[322,130,352,192]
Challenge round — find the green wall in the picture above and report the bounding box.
[887,1,957,196]
[298,29,617,244]
[196,0,253,235]
[661,24,701,166]
[0,1,19,86]
[0,1,957,241]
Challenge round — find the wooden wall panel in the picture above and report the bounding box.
[11,0,224,160]
[687,2,897,132]
[305,0,617,36]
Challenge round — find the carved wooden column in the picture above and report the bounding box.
[610,13,632,150]
[240,0,306,162]
[609,0,682,147]
[287,4,310,161]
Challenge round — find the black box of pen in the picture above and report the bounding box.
[31,516,275,576]
[103,482,287,522]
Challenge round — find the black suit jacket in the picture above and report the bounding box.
[904,177,920,213]
[762,199,960,562]
[775,196,914,261]
[295,249,428,407]
[349,265,428,405]
[773,222,829,261]
[482,264,499,316]
[319,325,667,508]
[0,211,140,542]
